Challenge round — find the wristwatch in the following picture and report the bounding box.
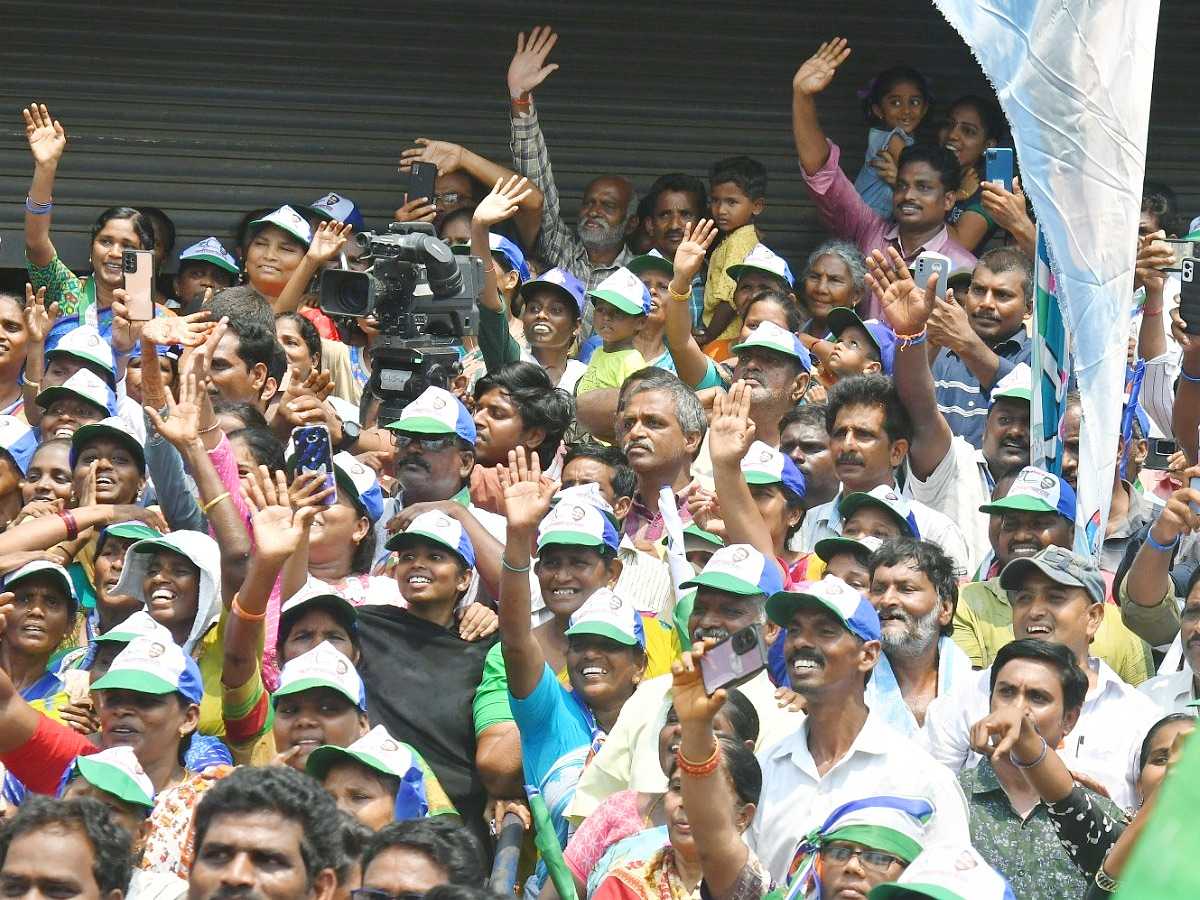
[339,420,362,451]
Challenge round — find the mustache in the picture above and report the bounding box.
[398,454,431,471]
[836,453,865,467]
[210,890,264,900]
[624,439,654,455]
[692,627,729,644]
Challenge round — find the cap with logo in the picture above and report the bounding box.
[731,321,812,371]
[518,267,587,317]
[384,386,476,443]
[998,545,1105,605]
[332,451,384,523]
[867,843,1016,900]
[0,416,39,475]
[814,534,883,565]
[278,581,358,643]
[838,486,920,538]
[385,509,476,568]
[94,610,175,645]
[3,559,76,615]
[178,237,240,276]
[36,369,119,418]
[766,575,882,642]
[304,192,365,230]
[274,641,367,711]
[682,543,784,598]
[989,362,1032,405]
[46,324,116,384]
[455,233,531,282]
[627,249,675,278]
[249,205,313,246]
[307,724,419,781]
[70,417,146,471]
[826,307,898,376]
[551,483,621,529]
[586,267,652,317]
[564,588,646,648]
[741,440,807,500]
[68,746,156,811]
[978,465,1075,519]
[537,496,621,553]
[726,244,795,288]
[91,635,204,705]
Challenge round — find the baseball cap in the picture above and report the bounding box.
[68,747,156,811]
[278,581,359,640]
[627,250,675,278]
[70,417,146,471]
[94,610,175,645]
[989,363,1032,404]
[249,205,313,246]
[683,523,724,553]
[3,559,76,614]
[537,496,621,553]
[978,465,1075,519]
[766,575,882,642]
[36,369,119,417]
[682,544,784,598]
[518,268,587,317]
[307,724,420,782]
[97,522,163,556]
[868,843,1016,900]
[551,483,621,530]
[814,534,883,564]
[487,233,531,281]
[332,451,384,523]
[997,545,1105,605]
[385,509,476,567]
[587,267,652,317]
[946,267,975,294]
[178,237,240,276]
[839,486,920,538]
[0,416,39,475]
[384,386,476,443]
[274,641,367,711]
[741,440,807,500]
[827,308,898,376]
[304,192,365,230]
[731,321,812,371]
[91,635,204,705]
[727,244,795,287]
[46,324,116,384]
[564,588,646,648]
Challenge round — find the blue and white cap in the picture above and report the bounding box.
[627,249,675,278]
[990,362,1033,404]
[586,266,652,316]
[178,237,240,276]
[94,610,175,645]
[681,544,784,598]
[537,495,621,553]
[519,267,587,316]
[385,386,476,443]
[740,440,807,500]
[868,843,1016,900]
[274,641,367,711]
[552,483,621,529]
[488,233,530,281]
[766,575,882,642]
[565,588,646,648]
[46,324,116,383]
[838,485,920,538]
[979,465,1075,519]
[385,509,476,567]
[91,635,205,705]
[332,451,384,523]
[731,321,812,370]
[0,416,38,474]
[305,192,364,230]
[307,724,422,783]
[36,369,119,418]
[67,746,157,811]
[827,307,898,376]
[726,244,795,287]
[249,205,313,246]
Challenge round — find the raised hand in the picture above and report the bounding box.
[672,218,718,286]
[708,380,757,468]
[23,284,57,345]
[508,26,560,98]
[243,466,318,561]
[498,446,558,533]
[23,104,67,167]
[865,247,934,336]
[288,468,336,514]
[869,147,899,186]
[1134,230,1173,291]
[671,648,727,725]
[109,293,140,356]
[394,195,437,224]
[142,310,215,348]
[306,220,353,266]
[473,176,533,228]
[146,372,202,448]
[400,138,465,176]
[980,178,1031,234]
[969,705,1045,763]
[792,38,851,96]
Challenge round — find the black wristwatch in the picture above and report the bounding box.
[339,420,362,451]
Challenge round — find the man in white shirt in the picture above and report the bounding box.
[749,574,969,882]
[1138,587,1200,714]
[924,546,1162,809]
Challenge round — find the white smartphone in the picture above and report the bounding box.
[913,251,952,300]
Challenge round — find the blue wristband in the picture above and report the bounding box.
[1181,367,1200,383]
[1146,529,1180,553]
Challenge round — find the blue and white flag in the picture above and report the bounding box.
[932,0,1160,558]
[1031,232,1071,478]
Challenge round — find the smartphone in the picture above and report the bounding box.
[1144,438,1178,471]
[1152,239,1197,273]
[699,625,768,696]
[1179,258,1200,334]
[293,425,337,507]
[913,251,952,300]
[122,249,156,321]
[407,161,438,206]
[984,148,1014,191]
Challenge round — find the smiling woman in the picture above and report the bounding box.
[0,561,78,720]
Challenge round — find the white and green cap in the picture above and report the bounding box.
[307,724,419,782]
[36,368,118,417]
[726,243,795,287]
[178,237,240,276]
[586,267,652,316]
[274,641,366,711]
[94,610,175,645]
[537,495,620,552]
[819,795,933,865]
[385,386,476,442]
[681,544,783,597]
[740,440,807,499]
[68,746,156,811]
[91,635,204,705]
[385,509,476,567]
[730,321,812,370]
[868,843,1016,900]
[249,205,313,245]
[564,588,646,648]
[46,325,116,383]
[989,362,1032,404]
[978,465,1075,519]
[814,534,883,564]
[3,559,76,611]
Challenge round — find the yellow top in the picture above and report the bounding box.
[702,224,761,342]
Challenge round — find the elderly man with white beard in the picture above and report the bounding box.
[864,536,973,738]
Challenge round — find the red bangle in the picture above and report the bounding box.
[1143,307,1163,317]
[230,593,267,623]
[677,741,722,778]
[58,509,78,542]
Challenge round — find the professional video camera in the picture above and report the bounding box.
[318,222,484,424]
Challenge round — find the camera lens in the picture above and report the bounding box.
[335,277,370,316]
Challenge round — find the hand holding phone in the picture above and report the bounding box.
[293,425,337,507]
[698,625,768,696]
[406,162,438,206]
[984,148,1014,191]
[122,249,156,321]
[913,251,952,300]
[1178,259,1200,334]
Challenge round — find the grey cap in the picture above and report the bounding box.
[998,545,1104,605]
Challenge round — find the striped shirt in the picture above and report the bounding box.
[932,330,1031,449]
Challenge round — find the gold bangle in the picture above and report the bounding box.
[24,380,39,390]
[667,284,691,303]
[198,421,221,435]
[200,491,231,514]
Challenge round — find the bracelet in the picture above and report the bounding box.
[510,93,531,107]
[667,284,692,303]
[58,509,78,541]
[1094,860,1119,892]
[198,421,221,435]
[230,594,267,623]
[483,259,496,274]
[1008,736,1048,769]
[25,195,52,215]
[501,556,531,573]
[23,380,39,390]
[677,740,722,778]
[895,328,927,349]
[1142,307,1163,318]
[1146,528,1180,553]
[1181,367,1200,383]
[200,492,231,514]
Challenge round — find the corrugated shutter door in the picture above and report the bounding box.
[0,1,1192,276]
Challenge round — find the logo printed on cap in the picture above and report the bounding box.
[732,546,749,562]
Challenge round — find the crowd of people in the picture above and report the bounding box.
[1,24,1197,900]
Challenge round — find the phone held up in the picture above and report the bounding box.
[699,624,768,697]
[122,249,156,321]
[406,161,438,207]
[292,425,337,507]
[913,251,953,301]
[984,147,1015,191]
